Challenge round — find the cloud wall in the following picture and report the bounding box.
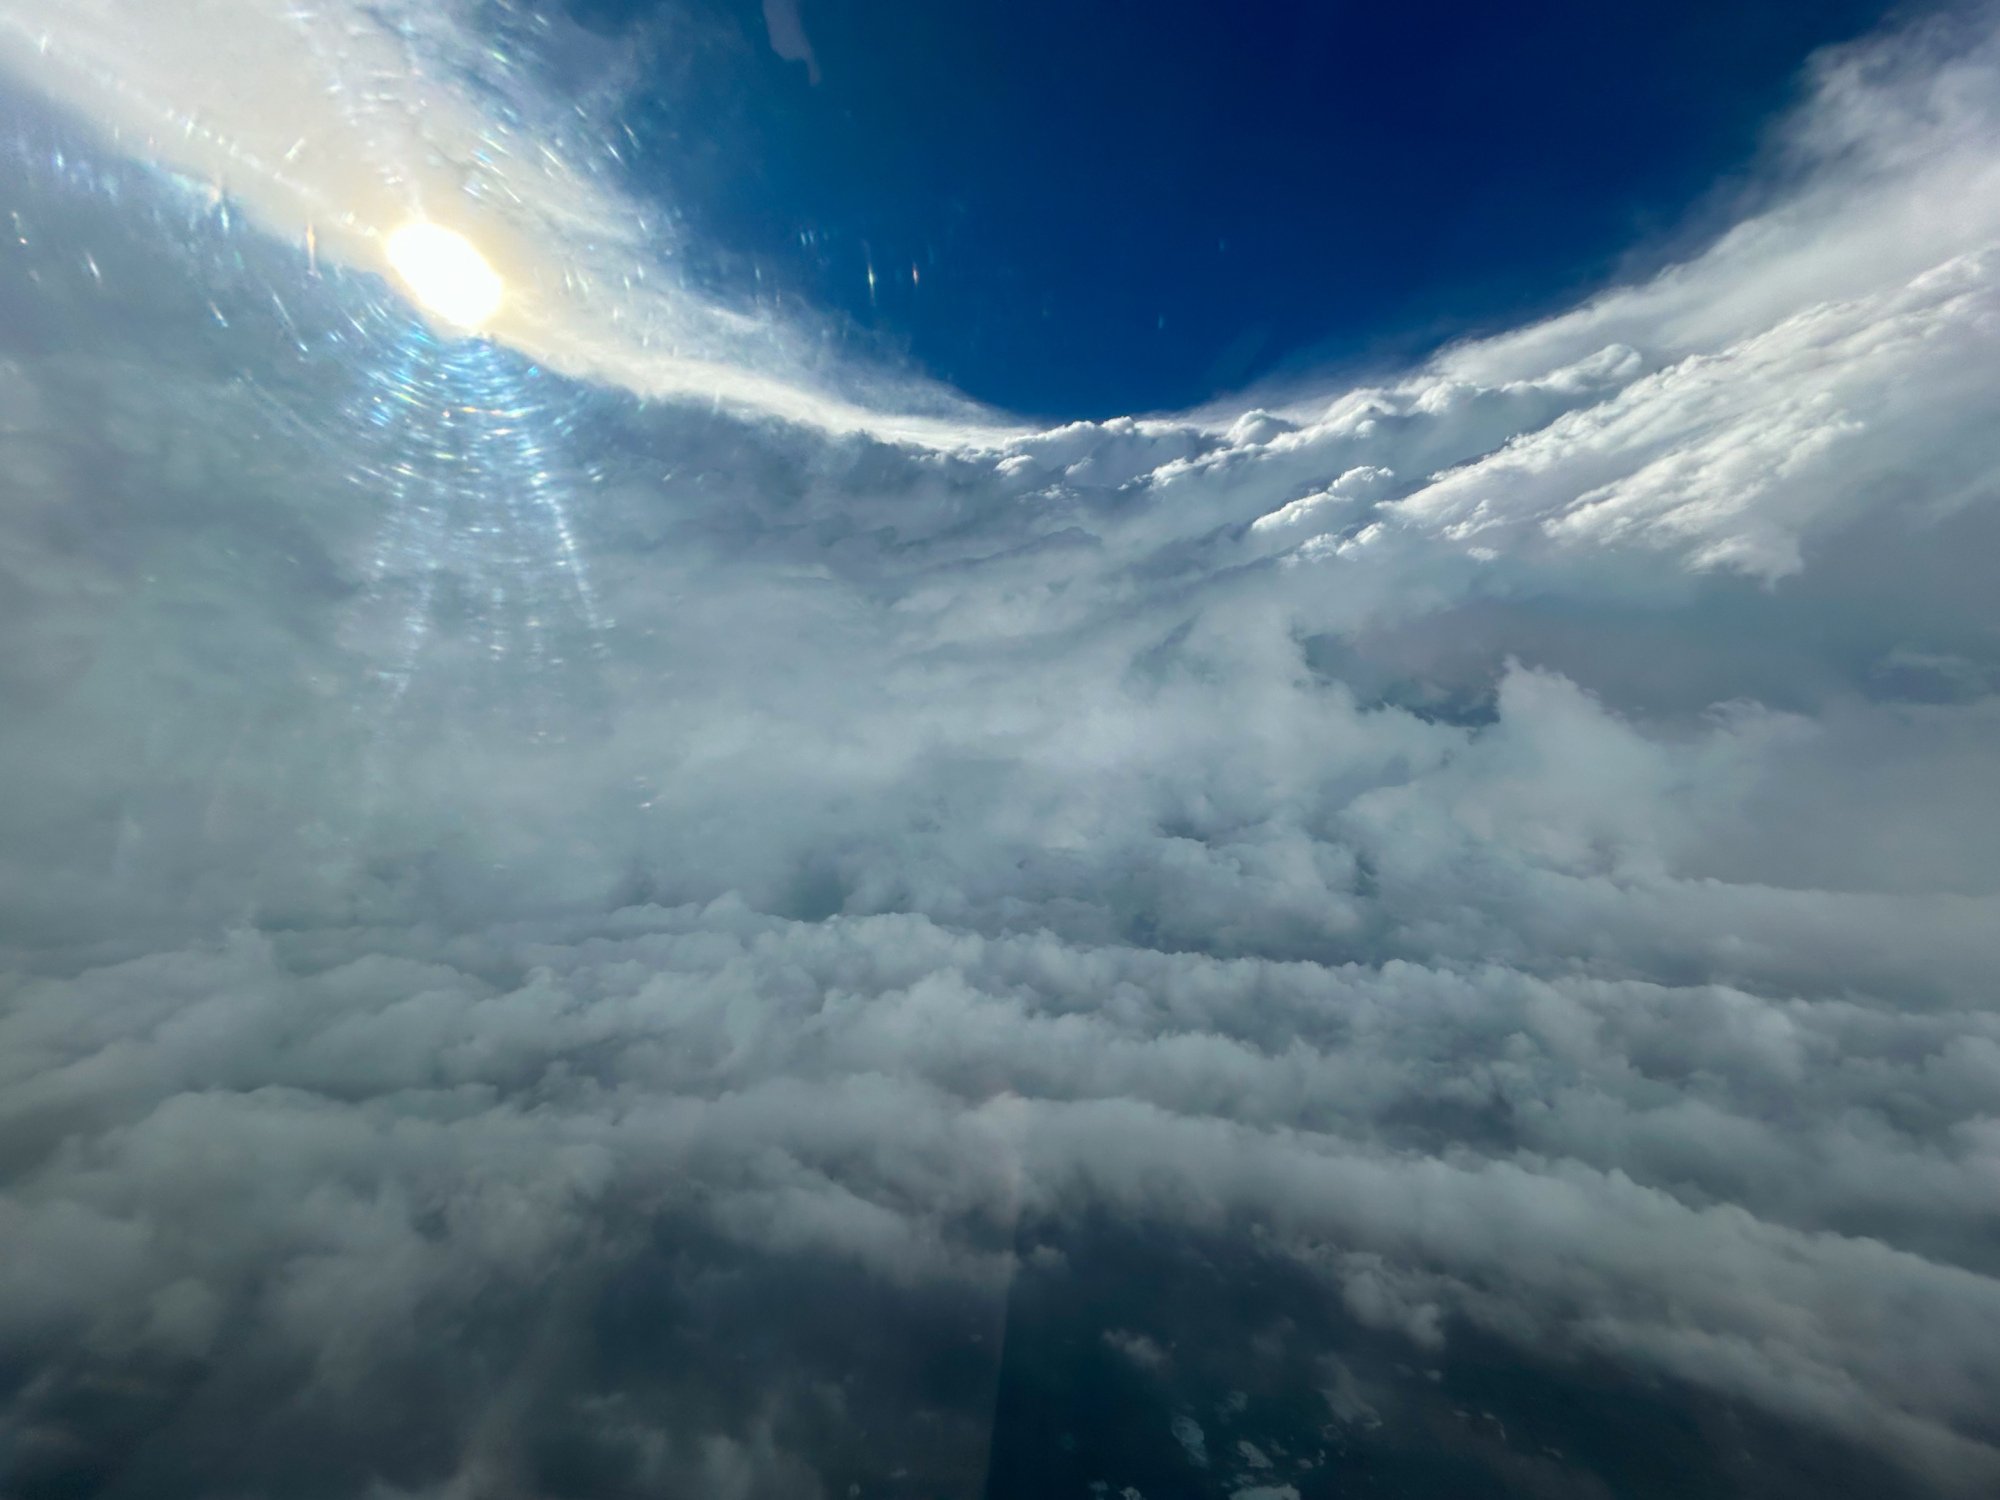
[2,3,1999,1497]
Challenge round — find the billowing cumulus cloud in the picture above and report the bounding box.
[2,3,2000,1498]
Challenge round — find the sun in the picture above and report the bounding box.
[385,222,504,332]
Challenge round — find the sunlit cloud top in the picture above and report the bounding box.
[0,0,1013,441]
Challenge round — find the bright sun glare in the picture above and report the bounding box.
[385,222,504,331]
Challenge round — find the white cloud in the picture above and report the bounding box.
[1,2,1999,1497]
[0,0,1010,442]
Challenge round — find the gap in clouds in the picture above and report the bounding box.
[567,0,1908,417]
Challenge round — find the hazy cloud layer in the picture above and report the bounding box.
[2,4,2000,1498]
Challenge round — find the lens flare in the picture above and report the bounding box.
[385,222,504,331]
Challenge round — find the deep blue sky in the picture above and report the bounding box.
[563,0,1906,417]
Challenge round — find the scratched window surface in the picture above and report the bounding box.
[2,3,2000,1498]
